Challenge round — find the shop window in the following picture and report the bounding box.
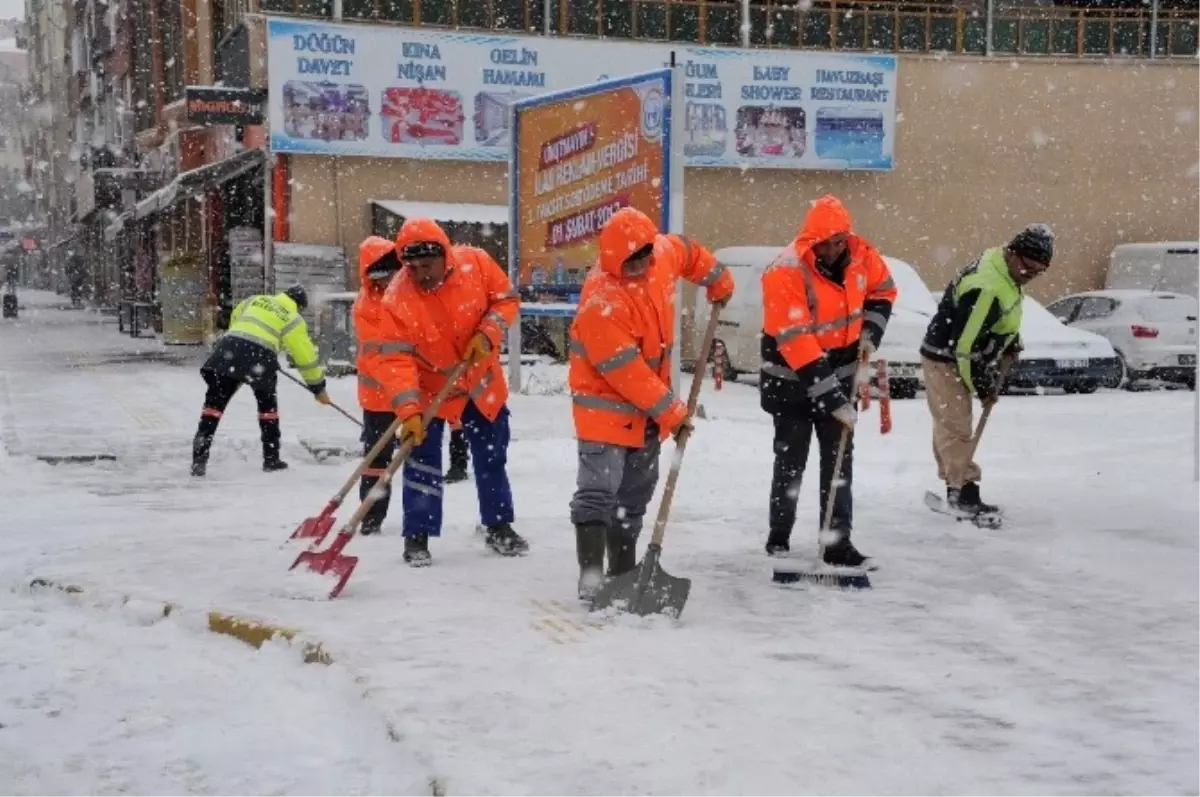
[962,16,987,53]
[705,2,741,45]
[767,5,800,47]
[669,1,700,42]
[492,0,526,30]
[340,0,404,20]
[1170,17,1197,55]
[896,13,924,50]
[867,12,895,50]
[1022,19,1050,54]
[1083,19,1111,54]
[421,0,455,26]
[930,16,956,50]
[1052,19,1078,54]
[1112,20,1140,55]
[637,1,669,39]
[802,8,832,47]
[602,0,634,39]
[566,0,598,35]
[458,0,489,27]
[836,9,863,49]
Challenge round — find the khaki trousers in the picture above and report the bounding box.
[921,357,981,487]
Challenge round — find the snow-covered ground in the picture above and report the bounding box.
[2,291,1197,795]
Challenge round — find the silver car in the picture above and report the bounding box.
[1045,290,1198,389]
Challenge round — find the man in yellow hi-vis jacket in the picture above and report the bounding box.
[191,285,331,477]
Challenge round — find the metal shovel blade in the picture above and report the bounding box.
[289,546,359,600]
[590,545,691,619]
[290,503,337,542]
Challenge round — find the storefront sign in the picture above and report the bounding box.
[186,86,268,126]
[510,69,671,290]
[265,18,897,171]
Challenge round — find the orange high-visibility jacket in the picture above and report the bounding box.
[569,207,735,448]
[375,218,519,425]
[353,236,400,413]
[760,195,897,414]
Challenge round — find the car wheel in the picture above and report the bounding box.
[1109,351,1131,390]
[1072,381,1099,395]
[890,379,918,400]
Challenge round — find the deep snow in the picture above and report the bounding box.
[2,291,1197,795]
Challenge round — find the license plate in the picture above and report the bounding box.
[1181,354,1196,366]
[1055,359,1087,369]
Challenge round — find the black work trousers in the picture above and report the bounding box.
[449,426,469,471]
[359,409,398,530]
[193,371,281,465]
[768,411,854,541]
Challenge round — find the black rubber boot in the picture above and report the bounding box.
[954,482,998,514]
[765,531,791,557]
[404,533,431,567]
[263,459,289,472]
[605,529,638,577]
[360,520,382,536]
[575,522,606,601]
[822,531,877,570]
[190,460,207,478]
[444,464,469,484]
[484,523,529,556]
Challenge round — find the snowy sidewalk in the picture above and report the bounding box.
[2,294,1197,794]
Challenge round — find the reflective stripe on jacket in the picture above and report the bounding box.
[760,195,896,415]
[225,293,325,387]
[921,247,1023,396]
[354,236,400,412]
[569,207,735,448]
[375,218,519,425]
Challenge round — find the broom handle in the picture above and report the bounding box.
[340,359,471,533]
[280,369,363,427]
[647,304,723,550]
[820,340,871,541]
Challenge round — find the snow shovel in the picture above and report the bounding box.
[289,360,470,600]
[280,369,363,428]
[590,305,723,619]
[289,414,404,543]
[774,342,874,590]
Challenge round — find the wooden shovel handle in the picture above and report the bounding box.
[647,303,724,549]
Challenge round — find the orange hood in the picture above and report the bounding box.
[795,195,853,252]
[597,207,658,278]
[359,235,397,288]
[395,217,454,262]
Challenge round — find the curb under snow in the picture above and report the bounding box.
[24,578,448,796]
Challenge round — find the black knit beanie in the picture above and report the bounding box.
[1007,224,1054,265]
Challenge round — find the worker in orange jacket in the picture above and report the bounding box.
[760,195,897,569]
[568,207,735,601]
[353,235,403,535]
[374,218,528,566]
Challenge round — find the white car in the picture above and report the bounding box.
[1045,289,1198,389]
[1002,296,1119,394]
[711,247,936,399]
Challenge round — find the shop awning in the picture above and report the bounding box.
[105,148,266,242]
[370,199,508,227]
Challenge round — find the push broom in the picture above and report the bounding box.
[288,359,470,599]
[773,341,874,590]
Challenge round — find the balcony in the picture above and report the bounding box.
[254,0,1199,58]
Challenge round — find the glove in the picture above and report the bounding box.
[464,331,492,364]
[832,404,858,429]
[396,415,426,446]
[314,391,333,406]
[672,417,695,444]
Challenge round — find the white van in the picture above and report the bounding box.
[711,246,938,399]
[1105,242,1199,298]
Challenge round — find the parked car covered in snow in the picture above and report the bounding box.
[1003,296,1120,394]
[711,247,936,399]
[1045,289,1198,389]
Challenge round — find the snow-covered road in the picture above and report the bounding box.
[2,292,1197,794]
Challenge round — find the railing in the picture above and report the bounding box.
[257,0,1199,58]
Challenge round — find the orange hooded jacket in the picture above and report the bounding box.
[760,195,897,414]
[353,236,400,413]
[568,207,735,448]
[374,218,519,425]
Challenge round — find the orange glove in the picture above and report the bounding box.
[464,331,492,364]
[396,415,426,446]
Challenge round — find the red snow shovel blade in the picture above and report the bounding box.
[290,502,337,543]
[290,542,359,600]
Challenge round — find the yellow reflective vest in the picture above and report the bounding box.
[225,293,325,387]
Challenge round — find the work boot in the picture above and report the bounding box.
[952,482,998,515]
[484,523,529,556]
[444,464,468,484]
[765,530,791,557]
[404,533,431,567]
[190,461,206,478]
[605,529,638,577]
[263,459,289,472]
[822,530,876,570]
[360,519,382,536]
[575,522,606,601]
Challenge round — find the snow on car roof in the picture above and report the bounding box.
[371,200,508,226]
